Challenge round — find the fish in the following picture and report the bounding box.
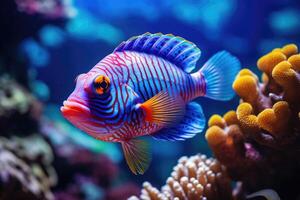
[61,33,241,174]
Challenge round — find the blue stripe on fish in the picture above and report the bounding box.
[62,33,241,175]
[114,33,201,73]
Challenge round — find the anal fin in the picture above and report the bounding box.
[121,139,151,175]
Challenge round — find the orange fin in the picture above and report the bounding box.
[121,139,151,175]
[139,91,185,126]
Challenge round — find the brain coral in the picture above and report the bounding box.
[129,154,232,200]
[206,44,300,199]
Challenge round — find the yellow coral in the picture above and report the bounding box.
[288,54,300,71]
[236,103,259,134]
[233,74,258,105]
[205,44,300,189]
[272,60,300,102]
[229,43,298,137]
[281,44,298,58]
[208,114,225,128]
[261,73,269,84]
[232,67,273,112]
[206,125,227,146]
[223,111,238,125]
[257,51,286,75]
[257,101,290,135]
[206,44,299,142]
[237,68,258,80]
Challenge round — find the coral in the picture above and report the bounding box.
[0,74,56,199]
[0,136,56,200]
[205,44,300,199]
[15,0,76,18]
[105,183,141,200]
[0,2,137,199]
[53,148,140,200]
[0,73,137,200]
[129,154,232,200]
[0,75,42,135]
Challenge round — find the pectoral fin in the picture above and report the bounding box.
[139,91,185,126]
[152,102,206,141]
[121,139,151,175]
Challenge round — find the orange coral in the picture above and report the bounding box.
[257,101,291,136]
[229,43,299,140]
[206,44,300,199]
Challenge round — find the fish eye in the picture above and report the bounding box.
[93,75,111,95]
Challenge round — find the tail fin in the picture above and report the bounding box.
[199,51,241,101]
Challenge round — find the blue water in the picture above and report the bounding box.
[14,0,300,196]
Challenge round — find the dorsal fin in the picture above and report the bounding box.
[114,32,201,73]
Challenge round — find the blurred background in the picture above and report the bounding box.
[0,0,299,199]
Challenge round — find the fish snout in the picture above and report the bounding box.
[83,82,93,94]
[60,97,91,119]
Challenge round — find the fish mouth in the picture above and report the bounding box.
[61,98,112,137]
[61,98,91,118]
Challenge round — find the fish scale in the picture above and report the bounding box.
[91,51,204,140]
[117,51,196,102]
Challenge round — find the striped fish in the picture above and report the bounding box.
[61,33,240,174]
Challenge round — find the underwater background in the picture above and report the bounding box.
[0,0,300,199]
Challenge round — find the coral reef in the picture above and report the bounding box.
[53,148,140,200]
[0,73,140,199]
[0,135,56,200]
[129,154,232,200]
[205,44,300,199]
[3,0,300,199]
[0,74,56,200]
[0,75,42,135]
[15,0,76,18]
[131,44,300,200]
[0,1,139,198]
